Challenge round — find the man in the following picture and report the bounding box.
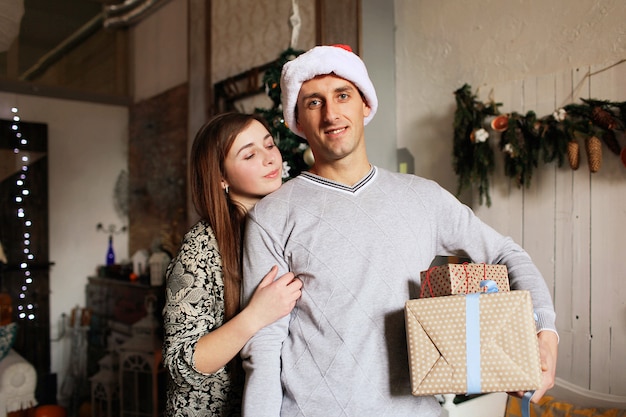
[241,44,558,417]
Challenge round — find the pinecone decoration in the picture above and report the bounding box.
[567,141,580,170]
[602,129,621,155]
[591,106,619,130]
[585,136,602,173]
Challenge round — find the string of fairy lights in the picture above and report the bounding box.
[11,106,36,321]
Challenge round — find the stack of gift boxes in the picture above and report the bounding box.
[405,263,542,396]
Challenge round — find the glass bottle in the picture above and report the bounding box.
[106,235,115,266]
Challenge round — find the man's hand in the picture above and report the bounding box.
[511,330,558,403]
[532,330,558,402]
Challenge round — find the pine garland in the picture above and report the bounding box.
[453,84,501,206]
[453,84,625,206]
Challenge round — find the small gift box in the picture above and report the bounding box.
[404,289,541,396]
[420,263,509,298]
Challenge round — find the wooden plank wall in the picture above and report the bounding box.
[473,61,626,396]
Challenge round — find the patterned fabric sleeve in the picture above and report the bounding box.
[162,221,240,416]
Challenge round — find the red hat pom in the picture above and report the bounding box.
[332,44,353,52]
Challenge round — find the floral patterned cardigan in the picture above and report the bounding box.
[162,220,243,417]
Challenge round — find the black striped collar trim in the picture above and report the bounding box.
[299,166,377,194]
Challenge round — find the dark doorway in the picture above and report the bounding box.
[0,117,52,402]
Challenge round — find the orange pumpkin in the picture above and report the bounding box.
[35,405,67,417]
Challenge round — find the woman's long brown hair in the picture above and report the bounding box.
[190,112,272,321]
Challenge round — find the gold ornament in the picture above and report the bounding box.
[303,147,315,166]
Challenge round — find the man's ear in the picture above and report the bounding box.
[363,102,372,118]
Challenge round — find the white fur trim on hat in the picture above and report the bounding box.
[280,44,378,138]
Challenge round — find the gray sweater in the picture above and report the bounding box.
[241,166,556,417]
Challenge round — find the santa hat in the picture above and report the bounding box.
[280,44,378,138]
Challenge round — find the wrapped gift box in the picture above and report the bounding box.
[420,263,510,298]
[405,290,541,396]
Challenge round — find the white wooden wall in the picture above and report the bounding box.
[473,61,626,396]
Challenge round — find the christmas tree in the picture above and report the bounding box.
[255,48,311,181]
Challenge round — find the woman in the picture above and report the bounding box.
[162,112,302,416]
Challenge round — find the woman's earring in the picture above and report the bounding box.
[224,185,229,195]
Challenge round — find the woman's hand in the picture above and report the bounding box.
[193,266,301,373]
[246,265,303,329]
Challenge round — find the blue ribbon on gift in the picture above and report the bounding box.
[522,390,534,417]
[465,280,498,394]
[465,280,536,417]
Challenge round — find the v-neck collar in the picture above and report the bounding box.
[299,166,377,194]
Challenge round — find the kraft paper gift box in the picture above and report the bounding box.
[419,263,510,298]
[404,290,542,396]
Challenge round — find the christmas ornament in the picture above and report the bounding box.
[553,108,567,122]
[591,106,619,130]
[585,136,602,173]
[303,146,315,166]
[567,141,580,170]
[490,114,509,132]
[470,128,489,143]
